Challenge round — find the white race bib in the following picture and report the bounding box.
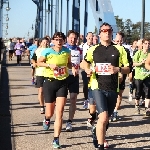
[95,63,111,75]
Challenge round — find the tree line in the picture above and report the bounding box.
[93,16,150,44]
[114,16,150,43]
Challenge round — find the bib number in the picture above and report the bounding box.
[54,66,66,77]
[95,63,111,75]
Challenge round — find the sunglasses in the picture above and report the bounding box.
[100,29,112,33]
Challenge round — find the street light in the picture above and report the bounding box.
[4,0,11,11]
[2,23,8,29]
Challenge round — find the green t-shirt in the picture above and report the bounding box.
[133,50,150,80]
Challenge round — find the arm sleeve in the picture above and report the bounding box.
[41,49,49,57]
[28,45,33,51]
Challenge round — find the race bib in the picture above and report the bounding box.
[54,66,66,77]
[95,63,111,75]
[17,47,20,50]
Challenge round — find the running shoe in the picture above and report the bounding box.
[43,120,50,130]
[53,139,62,149]
[128,93,133,101]
[144,108,150,116]
[109,112,118,122]
[87,118,95,129]
[66,122,72,132]
[83,99,89,109]
[32,78,35,85]
[40,107,45,114]
[135,105,140,114]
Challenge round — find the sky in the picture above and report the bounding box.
[3,0,150,38]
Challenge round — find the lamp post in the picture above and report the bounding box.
[141,0,145,39]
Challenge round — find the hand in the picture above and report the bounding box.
[141,59,146,64]
[32,63,37,68]
[48,64,57,70]
[108,65,119,74]
[85,68,92,77]
[72,67,78,76]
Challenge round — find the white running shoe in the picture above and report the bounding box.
[83,99,89,109]
[129,93,133,101]
[66,122,72,132]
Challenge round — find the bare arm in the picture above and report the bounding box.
[145,53,150,70]
[37,56,48,67]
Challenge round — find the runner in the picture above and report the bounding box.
[133,38,150,116]
[128,40,138,101]
[37,32,76,149]
[110,32,132,122]
[65,30,82,131]
[14,38,24,66]
[81,32,93,109]
[7,38,15,61]
[28,38,39,84]
[31,37,49,114]
[83,22,130,149]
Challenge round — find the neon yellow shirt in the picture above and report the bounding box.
[41,47,70,80]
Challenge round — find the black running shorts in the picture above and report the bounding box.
[36,76,45,88]
[66,75,79,94]
[43,78,68,103]
[92,89,118,117]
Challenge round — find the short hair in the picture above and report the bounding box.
[142,38,150,43]
[67,30,79,38]
[99,22,113,34]
[52,32,66,41]
[116,31,125,38]
[42,37,49,41]
[86,32,93,37]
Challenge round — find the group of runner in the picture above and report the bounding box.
[7,22,150,150]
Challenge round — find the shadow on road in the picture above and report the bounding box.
[0,51,13,150]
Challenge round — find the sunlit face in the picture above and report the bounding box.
[99,25,112,42]
[86,33,93,44]
[142,40,150,51]
[132,41,137,48]
[52,36,64,48]
[34,40,38,46]
[137,40,143,50]
[67,33,77,46]
[93,36,98,45]
[41,39,49,48]
[114,34,123,46]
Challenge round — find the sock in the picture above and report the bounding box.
[67,119,72,123]
[54,137,59,141]
[40,106,44,109]
[114,109,117,113]
[90,112,97,120]
[97,144,104,150]
[45,117,50,122]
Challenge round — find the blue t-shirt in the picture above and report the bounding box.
[29,44,38,59]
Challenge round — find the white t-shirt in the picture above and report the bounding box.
[82,42,92,60]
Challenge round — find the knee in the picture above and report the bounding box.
[98,113,108,124]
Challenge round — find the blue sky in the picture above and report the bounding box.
[3,0,150,38]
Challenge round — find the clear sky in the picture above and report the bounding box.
[3,0,150,38]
